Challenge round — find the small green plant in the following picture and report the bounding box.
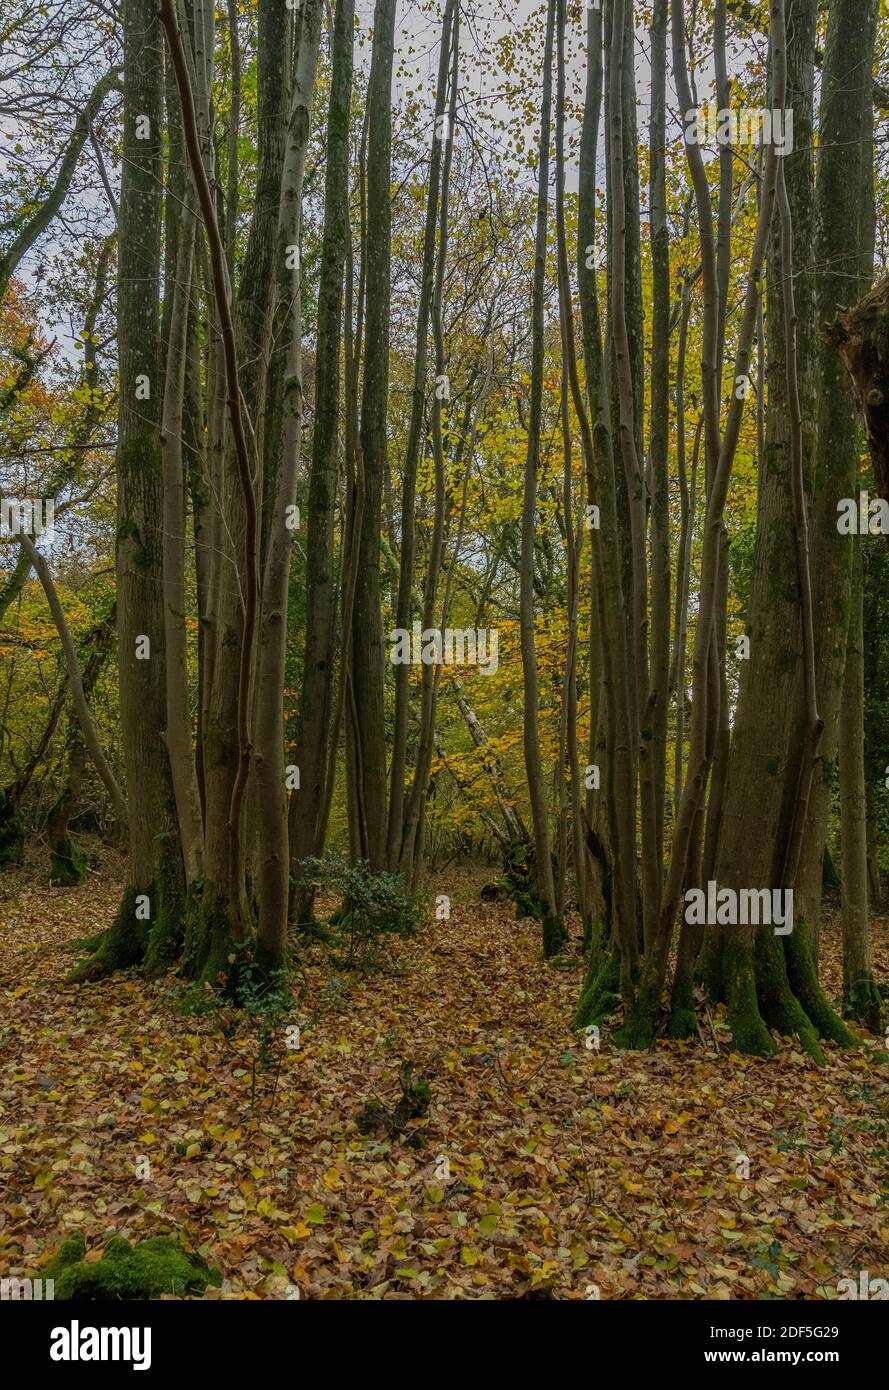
[230,951,292,1072]
[170,949,296,1109]
[297,854,421,970]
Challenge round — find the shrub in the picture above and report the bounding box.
[297,854,421,969]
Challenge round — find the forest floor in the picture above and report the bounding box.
[1,851,887,1300]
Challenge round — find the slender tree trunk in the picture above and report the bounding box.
[647,0,670,881]
[351,0,397,871]
[839,534,882,1030]
[253,0,323,967]
[792,0,878,993]
[18,535,127,829]
[574,0,638,1015]
[47,605,117,885]
[77,0,185,982]
[160,156,203,885]
[519,0,564,957]
[289,0,355,924]
[387,0,456,868]
[399,5,460,885]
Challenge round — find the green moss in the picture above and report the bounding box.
[541,911,568,959]
[66,885,149,983]
[142,840,189,977]
[49,834,88,887]
[783,927,857,1048]
[184,885,243,989]
[667,971,697,1040]
[68,837,188,983]
[755,930,825,1065]
[408,1078,431,1114]
[614,975,662,1050]
[843,972,883,1035]
[66,928,108,954]
[723,938,777,1057]
[573,948,621,1029]
[47,1234,221,1300]
[43,1233,86,1275]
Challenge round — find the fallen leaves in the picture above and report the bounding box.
[0,859,886,1299]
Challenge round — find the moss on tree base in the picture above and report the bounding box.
[843,972,883,1034]
[49,834,88,887]
[613,976,662,1050]
[754,931,825,1063]
[666,972,697,1040]
[573,948,620,1029]
[184,886,246,990]
[541,911,568,959]
[67,841,187,983]
[66,885,149,982]
[708,929,857,1062]
[723,938,778,1057]
[783,928,857,1048]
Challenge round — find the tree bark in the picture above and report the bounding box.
[289,0,355,923]
[519,0,564,957]
[253,0,323,966]
[839,534,882,1030]
[351,0,397,871]
[387,0,456,868]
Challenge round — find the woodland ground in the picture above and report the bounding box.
[0,851,887,1300]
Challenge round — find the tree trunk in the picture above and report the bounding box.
[519,0,564,957]
[289,0,355,924]
[351,0,397,871]
[574,0,638,1015]
[75,0,185,982]
[252,0,323,968]
[399,7,460,886]
[387,0,456,869]
[792,0,878,987]
[47,604,117,885]
[839,534,882,1030]
[647,0,670,884]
